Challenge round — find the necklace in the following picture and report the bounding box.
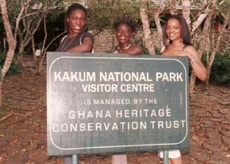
[117,44,131,52]
[60,36,76,52]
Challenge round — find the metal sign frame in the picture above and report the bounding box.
[47,52,189,156]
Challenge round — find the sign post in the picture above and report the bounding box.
[72,155,78,164]
[47,53,189,163]
[163,150,169,164]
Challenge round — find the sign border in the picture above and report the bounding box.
[47,54,189,151]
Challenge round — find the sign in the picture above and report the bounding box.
[47,52,189,156]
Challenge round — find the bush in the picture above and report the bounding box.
[209,52,230,85]
[202,52,230,86]
[0,53,21,76]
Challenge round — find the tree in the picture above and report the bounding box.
[138,0,229,94]
[182,0,191,24]
[6,0,64,57]
[140,0,156,55]
[205,0,230,84]
[87,0,141,31]
[0,0,67,106]
[3,0,68,75]
[0,0,17,107]
[190,1,213,35]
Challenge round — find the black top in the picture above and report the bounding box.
[56,32,94,52]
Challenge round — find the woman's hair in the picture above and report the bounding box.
[163,15,192,46]
[67,3,87,17]
[113,15,138,32]
[64,3,87,33]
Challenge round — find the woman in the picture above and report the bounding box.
[56,3,94,164]
[113,15,143,55]
[112,15,143,164]
[160,15,207,164]
[56,3,94,53]
[162,15,206,81]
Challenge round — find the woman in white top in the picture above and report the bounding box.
[112,15,143,164]
[160,14,207,164]
[113,15,143,55]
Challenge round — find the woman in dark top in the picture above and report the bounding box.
[56,3,94,164]
[56,3,94,53]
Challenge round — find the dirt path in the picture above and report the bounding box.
[0,65,230,164]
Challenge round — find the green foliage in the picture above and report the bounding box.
[0,53,21,76]
[210,53,230,85]
[87,0,141,31]
[202,52,230,86]
[154,47,161,55]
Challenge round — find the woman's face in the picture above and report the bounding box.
[67,9,86,35]
[166,18,181,41]
[115,23,134,44]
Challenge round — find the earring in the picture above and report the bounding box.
[166,39,170,45]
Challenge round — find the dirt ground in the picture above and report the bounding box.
[0,59,230,164]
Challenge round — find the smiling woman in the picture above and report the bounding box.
[160,14,207,164]
[112,15,144,164]
[113,15,143,55]
[54,4,95,164]
[161,15,207,81]
[55,3,94,53]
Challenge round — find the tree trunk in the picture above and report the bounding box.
[37,15,48,75]
[206,9,230,84]
[196,0,216,85]
[153,7,164,49]
[140,0,155,55]
[182,0,191,25]
[0,0,17,107]
[202,11,213,59]
[189,11,213,96]
[190,1,212,35]
[16,2,47,63]
[168,0,177,15]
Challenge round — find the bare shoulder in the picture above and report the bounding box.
[131,44,143,53]
[129,44,143,55]
[184,45,199,55]
[184,45,197,52]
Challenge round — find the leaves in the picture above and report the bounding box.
[86,0,141,31]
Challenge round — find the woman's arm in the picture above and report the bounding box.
[67,37,94,53]
[179,46,207,81]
